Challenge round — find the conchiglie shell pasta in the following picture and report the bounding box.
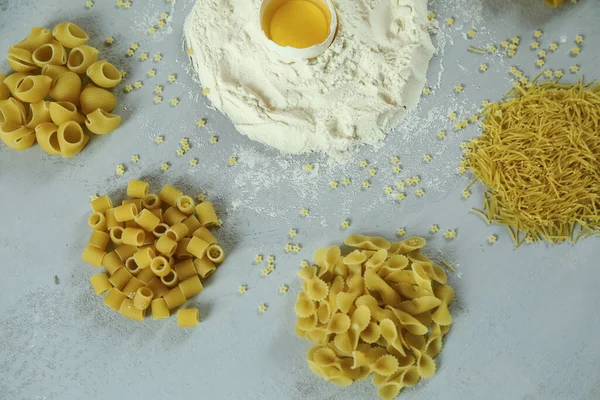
[86,60,122,88]
[41,64,69,81]
[67,45,99,74]
[32,41,67,67]
[35,122,61,155]
[0,97,27,125]
[49,71,82,104]
[80,84,117,114]
[14,27,53,52]
[49,101,85,125]
[25,100,51,129]
[57,121,88,157]
[4,72,30,96]
[0,122,36,150]
[0,74,10,100]
[85,109,121,135]
[7,46,37,72]
[52,22,89,48]
[14,75,52,103]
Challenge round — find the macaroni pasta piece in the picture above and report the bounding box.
[119,298,144,321]
[127,180,149,198]
[133,287,153,310]
[195,202,218,227]
[151,298,170,320]
[89,230,110,250]
[158,184,183,207]
[90,273,112,295]
[104,288,127,311]
[177,308,199,327]
[90,194,113,213]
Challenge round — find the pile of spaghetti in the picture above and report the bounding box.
[466,78,600,246]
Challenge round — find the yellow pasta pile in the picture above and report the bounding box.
[465,78,600,246]
[295,234,454,400]
[0,22,121,156]
[83,180,225,326]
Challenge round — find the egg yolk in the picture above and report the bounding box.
[269,0,329,49]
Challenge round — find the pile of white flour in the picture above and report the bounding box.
[184,0,434,156]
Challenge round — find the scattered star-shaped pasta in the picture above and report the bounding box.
[571,46,581,56]
[446,17,454,26]
[160,12,169,20]
[396,181,405,190]
[267,255,275,264]
[123,0,132,8]
[392,165,402,174]
[157,20,166,28]
[395,193,406,201]
[415,188,425,197]
[153,96,162,104]
[368,168,377,177]
[536,59,545,68]
[362,181,371,190]
[153,85,163,94]
[422,87,431,96]
[288,229,297,238]
[116,0,123,7]
[181,137,189,146]
[168,74,177,83]
[123,84,133,93]
[454,84,464,93]
[126,49,134,57]
[90,194,99,201]
[254,255,263,264]
[279,285,288,294]
[210,136,218,144]
[284,244,293,253]
[196,119,206,127]
[538,49,547,58]
[186,48,194,56]
[530,41,540,50]
[384,186,393,195]
[196,193,206,202]
[511,36,520,45]
[448,112,457,120]
[359,160,369,168]
[570,65,580,73]
[176,148,185,157]
[228,157,237,166]
[189,158,198,167]
[396,228,406,237]
[215,218,224,228]
[148,27,157,35]
[203,88,210,96]
[480,63,488,72]
[462,190,471,199]
[160,162,170,172]
[487,45,497,53]
[575,35,584,44]
[105,37,114,45]
[170,98,179,106]
[430,225,439,233]
[116,164,125,176]
[543,69,554,78]
[292,244,301,253]
[133,81,143,89]
[467,29,477,39]
[131,154,139,163]
[300,208,310,217]
[423,154,432,163]
[300,260,310,268]
[507,49,516,57]
[238,285,247,294]
[501,40,510,48]
[147,69,156,77]
[554,70,564,78]
[427,11,435,20]
[390,156,399,164]
[481,100,490,108]
[548,43,559,52]
[130,42,139,51]
[182,143,191,152]
[487,235,497,244]
[533,29,543,38]
[304,164,313,172]
[444,230,457,239]
[155,136,164,144]
[329,180,338,189]
[438,130,446,139]
[342,177,351,186]
[341,219,350,230]
[154,53,163,61]
[258,304,267,313]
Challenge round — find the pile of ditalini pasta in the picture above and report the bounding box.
[0,22,121,156]
[295,234,454,399]
[83,180,225,327]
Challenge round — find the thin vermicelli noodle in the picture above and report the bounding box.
[465,78,600,246]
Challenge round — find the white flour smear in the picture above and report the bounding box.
[184,0,435,156]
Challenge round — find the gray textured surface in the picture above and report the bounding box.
[1,0,599,399]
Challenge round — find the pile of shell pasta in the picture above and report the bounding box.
[83,180,225,326]
[0,22,121,156]
[295,234,454,400]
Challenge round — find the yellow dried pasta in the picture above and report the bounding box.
[295,234,455,399]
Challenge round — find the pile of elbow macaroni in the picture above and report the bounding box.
[0,22,121,156]
[83,180,225,328]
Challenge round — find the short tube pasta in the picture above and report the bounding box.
[150,256,171,277]
[52,22,89,48]
[101,251,124,275]
[179,275,204,298]
[158,184,183,207]
[90,273,111,295]
[151,298,170,320]
[133,247,155,269]
[121,228,145,246]
[81,244,106,267]
[163,286,186,309]
[32,41,67,67]
[175,238,193,259]
[133,287,153,310]
[109,226,124,245]
[163,206,187,226]
[160,270,179,288]
[142,194,161,210]
[193,257,216,279]
[85,109,121,135]
[119,298,144,321]
[192,227,217,245]
[156,235,178,257]
[206,244,225,264]
[25,100,51,129]
[177,308,199,327]
[67,45,98,74]
[90,194,113,213]
[135,209,161,232]
[48,71,81,104]
[14,75,53,103]
[152,223,169,238]
[113,203,138,222]
[136,268,156,284]
[86,60,122,88]
[108,267,133,290]
[114,244,137,261]
[57,121,88,157]
[104,288,127,311]
[122,277,145,298]
[125,257,142,275]
[122,198,143,211]
[176,195,195,215]
[174,259,197,281]
[187,236,210,259]
[165,222,189,242]
[127,180,149,199]
[182,216,201,236]
[195,202,219,227]
[89,230,110,250]
[105,208,120,230]
[146,277,169,299]
[87,211,106,231]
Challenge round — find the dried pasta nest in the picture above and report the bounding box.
[83,181,225,325]
[294,234,455,400]
[465,78,600,246]
[0,22,121,156]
